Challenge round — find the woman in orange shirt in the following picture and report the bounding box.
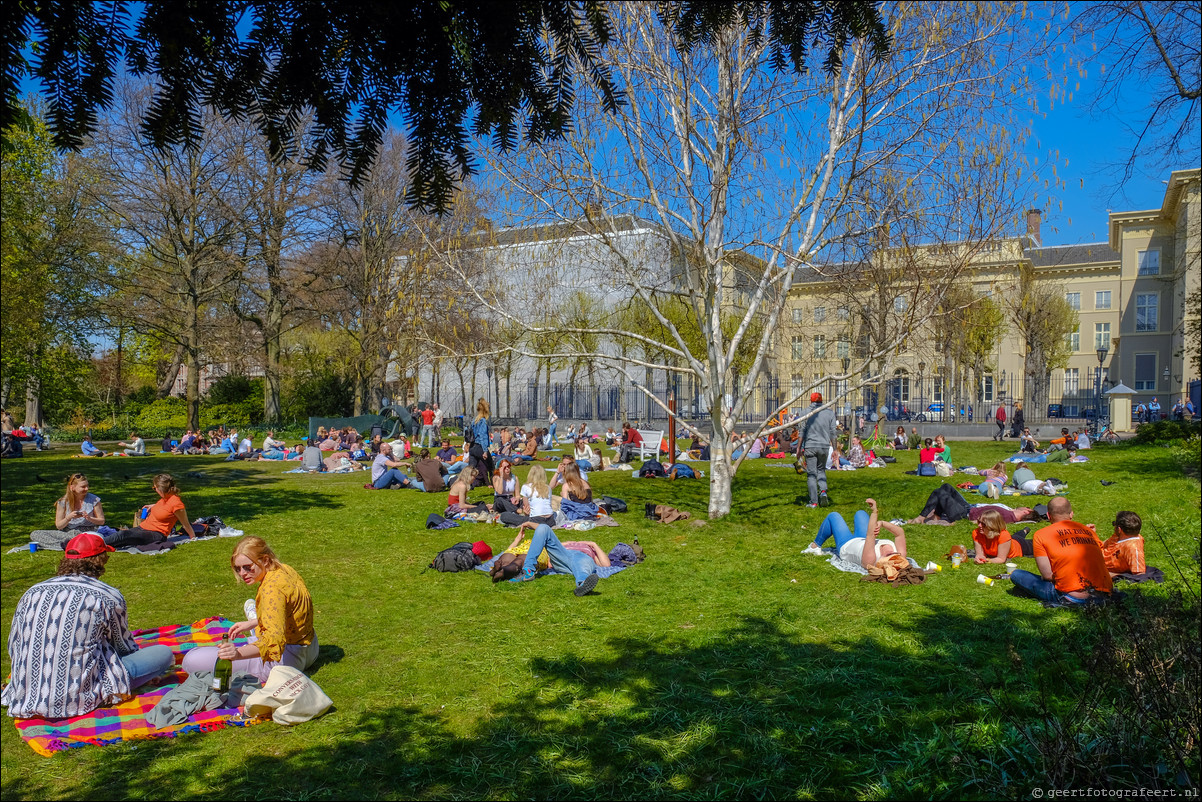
[972,509,1015,564]
[103,474,201,549]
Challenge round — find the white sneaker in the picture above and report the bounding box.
[802,544,825,556]
[243,598,257,621]
[987,483,999,500]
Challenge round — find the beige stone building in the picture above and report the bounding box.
[777,168,1201,423]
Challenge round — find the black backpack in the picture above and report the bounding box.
[431,542,480,572]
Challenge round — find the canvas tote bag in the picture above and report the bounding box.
[244,665,332,725]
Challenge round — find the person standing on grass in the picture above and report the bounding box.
[419,405,437,448]
[1,533,174,719]
[547,406,559,445]
[798,392,836,507]
[431,403,445,436]
[469,398,495,484]
[1008,497,1112,605]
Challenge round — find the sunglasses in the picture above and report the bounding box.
[233,561,259,575]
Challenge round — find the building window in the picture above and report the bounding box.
[1064,368,1079,394]
[837,306,849,321]
[792,307,804,323]
[813,335,827,359]
[982,373,994,403]
[813,306,826,323]
[791,373,806,402]
[1066,328,1080,352]
[1065,292,1080,311]
[1138,249,1159,275]
[836,337,850,359]
[1095,322,1111,351]
[892,372,910,403]
[893,295,908,313]
[1136,293,1158,331]
[791,336,805,361]
[1134,353,1157,391]
[1095,290,1111,310]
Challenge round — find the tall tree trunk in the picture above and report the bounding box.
[185,348,201,433]
[25,374,43,429]
[157,343,186,399]
[114,325,125,407]
[263,296,284,422]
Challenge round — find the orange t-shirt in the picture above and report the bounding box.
[972,528,1013,559]
[1032,521,1113,594]
[143,493,185,535]
[1101,534,1146,574]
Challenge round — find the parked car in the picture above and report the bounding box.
[1047,404,1064,418]
[921,402,944,422]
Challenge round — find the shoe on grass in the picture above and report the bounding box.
[802,544,825,556]
[575,572,600,596]
[509,567,536,583]
[806,502,820,509]
[818,493,831,507]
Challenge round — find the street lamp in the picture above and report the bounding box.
[840,357,851,429]
[1095,345,1109,427]
[917,361,926,418]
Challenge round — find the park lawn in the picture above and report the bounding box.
[1,440,1198,800]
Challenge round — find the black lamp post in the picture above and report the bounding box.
[917,361,926,418]
[1095,345,1109,425]
[841,357,851,430]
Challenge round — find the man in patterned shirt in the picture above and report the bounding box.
[2,533,173,718]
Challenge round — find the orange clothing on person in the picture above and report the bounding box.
[1032,521,1113,594]
[972,528,1014,559]
[1101,534,1146,575]
[142,493,185,535]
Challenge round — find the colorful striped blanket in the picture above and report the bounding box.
[12,617,263,756]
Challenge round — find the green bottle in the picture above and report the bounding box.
[213,633,233,694]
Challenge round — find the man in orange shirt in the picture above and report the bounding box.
[1009,497,1112,605]
[1100,510,1146,576]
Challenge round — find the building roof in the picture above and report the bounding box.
[1026,242,1119,268]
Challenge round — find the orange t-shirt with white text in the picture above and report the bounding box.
[1032,520,1113,594]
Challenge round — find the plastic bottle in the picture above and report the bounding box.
[213,633,233,693]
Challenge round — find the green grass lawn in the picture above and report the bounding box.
[1,440,1198,800]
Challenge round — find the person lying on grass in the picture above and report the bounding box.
[103,474,202,548]
[496,521,601,596]
[182,536,318,683]
[802,498,908,570]
[909,483,1039,525]
[2,533,174,719]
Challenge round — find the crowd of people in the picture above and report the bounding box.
[0,393,1169,726]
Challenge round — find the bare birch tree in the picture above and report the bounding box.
[453,2,1044,517]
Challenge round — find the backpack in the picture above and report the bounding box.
[601,495,628,514]
[918,462,937,476]
[431,542,480,572]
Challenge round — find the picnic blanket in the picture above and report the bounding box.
[11,529,230,557]
[475,555,629,580]
[11,617,263,756]
[826,553,921,576]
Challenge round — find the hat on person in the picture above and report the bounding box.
[810,392,823,403]
[64,532,115,559]
[471,541,493,562]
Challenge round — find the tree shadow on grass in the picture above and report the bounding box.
[4,602,1071,801]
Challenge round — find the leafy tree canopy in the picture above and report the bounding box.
[5,1,887,214]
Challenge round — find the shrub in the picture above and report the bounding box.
[1130,419,1201,446]
[284,372,354,420]
[206,374,255,405]
[201,399,263,429]
[134,398,188,433]
[1170,435,1201,479]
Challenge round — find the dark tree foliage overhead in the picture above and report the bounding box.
[5,1,887,214]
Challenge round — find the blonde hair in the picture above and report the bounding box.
[474,397,491,421]
[562,462,586,496]
[977,509,1006,537]
[525,466,550,498]
[62,473,89,509]
[990,461,1007,475]
[230,535,281,574]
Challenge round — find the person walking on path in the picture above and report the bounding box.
[798,392,837,508]
[994,404,1007,441]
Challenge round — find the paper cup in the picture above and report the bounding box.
[924,561,941,572]
[29,542,37,554]
[1005,562,1017,569]
[976,574,994,586]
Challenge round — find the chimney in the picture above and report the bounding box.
[1025,209,1042,246]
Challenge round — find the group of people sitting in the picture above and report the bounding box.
[803,494,1145,606]
[3,532,316,719]
[1019,426,1090,457]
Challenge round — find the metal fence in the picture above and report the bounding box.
[506,378,786,425]
[870,374,1111,424]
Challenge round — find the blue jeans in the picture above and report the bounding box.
[443,461,465,475]
[373,468,413,489]
[1009,570,1098,605]
[548,423,557,444]
[521,524,597,586]
[576,459,594,472]
[120,644,174,689]
[813,510,869,552]
[420,425,436,448]
[979,479,1003,495]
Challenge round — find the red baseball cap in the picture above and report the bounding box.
[64,532,115,559]
[810,392,823,403]
[472,541,493,562]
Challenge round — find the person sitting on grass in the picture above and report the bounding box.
[447,466,490,514]
[412,448,448,494]
[55,472,106,532]
[1100,510,1146,577]
[573,437,597,471]
[116,431,145,457]
[1,533,174,719]
[933,434,951,464]
[1019,428,1040,453]
[181,536,318,683]
[1008,497,1112,605]
[802,498,908,570]
[504,521,601,596]
[491,458,522,514]
[497,465,556,528]
[889,426,907,450]
[104,474,203,549]
[971,509,1019,564]
[918,437,944,464]
[367,443,418,490]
